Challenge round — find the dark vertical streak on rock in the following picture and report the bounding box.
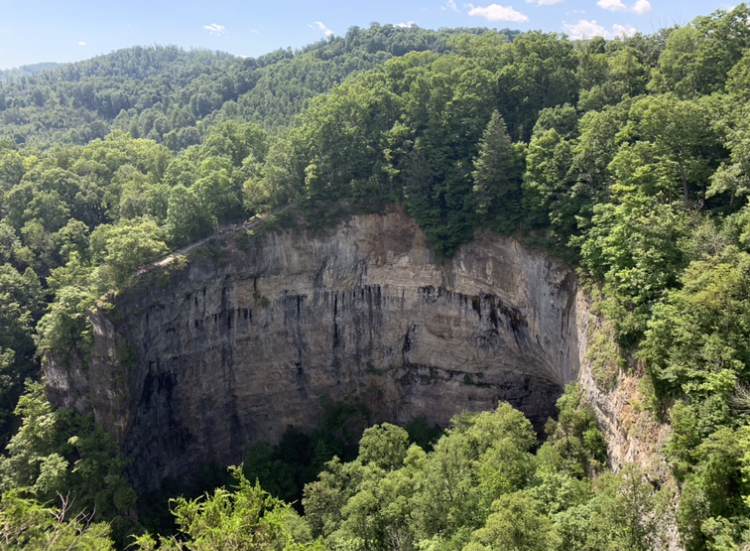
[333,294,339,349]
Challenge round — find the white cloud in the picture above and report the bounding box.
[596,0,627,11]
[204,23,225,36]
[563,19,606,38]
[612,23,637,36]
[250,29,259,33]
[396,21,417,27]
[562,19,636,39]
[467,3,530,22]
[528,0,563,6]
[78,41,86,46]
[632,0,651,14]
[597,0,650,14]
[442,0,460,10]
[309,21,334,37]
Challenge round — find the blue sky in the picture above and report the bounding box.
[0,0,740,69]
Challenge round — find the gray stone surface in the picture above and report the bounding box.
[45,209,583,492]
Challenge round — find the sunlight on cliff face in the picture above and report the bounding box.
[46,211,579,491]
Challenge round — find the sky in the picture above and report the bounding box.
[0,0,740,69]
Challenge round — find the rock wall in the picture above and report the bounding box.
[46,209,584,491]
[574,293,673,474]
[575,291,681,550]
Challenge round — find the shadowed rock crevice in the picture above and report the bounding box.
[45,210,581,492]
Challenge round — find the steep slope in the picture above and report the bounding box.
[0,26,498,147]
[45,209,581,491]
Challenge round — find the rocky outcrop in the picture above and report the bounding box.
[575,294,673,474]
[575,292,680,550]
[45,208,584,491]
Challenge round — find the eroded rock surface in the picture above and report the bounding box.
[46,209,582,491]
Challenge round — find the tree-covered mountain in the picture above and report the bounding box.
[0,26,502,149]
[2,5,750,550]
[0,63,61,82]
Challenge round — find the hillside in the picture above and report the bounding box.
[2,6,750,551]
[0,62,61,82]
[0,26,499,148]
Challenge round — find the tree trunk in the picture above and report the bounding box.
[679,163,689,210]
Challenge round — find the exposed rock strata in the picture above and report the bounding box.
[575,292,680,550]
[47,209,583,491]
[575,295,672,474]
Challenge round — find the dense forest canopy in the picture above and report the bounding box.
[2,7,750,550]
[0,63,62,83]
[0,26,502,149]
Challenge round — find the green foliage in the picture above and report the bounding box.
[0,263,44,444]
[554,465,671,551]
[540,384,607,478]
[239,28,582,254]
[0,27,494,149]
[643,248,750,404]
[140,396,381,538]
[0,489,115,551]
[36,282,95,361]
[2,10,750,549]
[471,110,524,233]
[166,184,212,247]
[617,94,723,209]
[676,428,749,551]
[134,466,322,551]
[578,43,648,112]
[90,217,168,287]
[464,491,562,551]
[579,187,689,347]
[654,5,750,96]
[299,402,671,551]
[0,382,139,547]
[303,403,541,551]
[636,220,750,549]
[522,127,576,240]
[242,442,299,505]
[585,320,622,390]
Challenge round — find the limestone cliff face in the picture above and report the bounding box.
[575,293,681,550]
[575,295,673,474]
[46,209,583,491]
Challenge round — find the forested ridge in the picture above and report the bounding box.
[0,63,61,83]
[2,7,750,550]
[0,26,498,149]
